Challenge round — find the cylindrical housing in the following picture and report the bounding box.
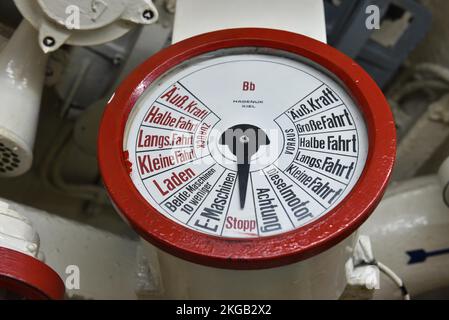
[146,235,355,299]
[0,21,48,177]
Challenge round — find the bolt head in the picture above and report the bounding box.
[143,9,155,20]
[43,36,56,47]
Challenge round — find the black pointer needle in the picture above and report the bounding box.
[237,141,251,209]
[219,124,270,210]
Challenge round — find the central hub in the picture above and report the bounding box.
[219,124,270,208]
[219,124,270,164]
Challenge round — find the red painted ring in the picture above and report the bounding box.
[98,28,396,270]
[0,247,65,300]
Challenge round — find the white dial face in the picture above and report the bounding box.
[124,50,368,239]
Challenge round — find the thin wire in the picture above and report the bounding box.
[376,261,410,300]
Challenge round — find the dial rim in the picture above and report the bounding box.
[98,28,396,270]
[0,247,65,300]
[123,53,369,239]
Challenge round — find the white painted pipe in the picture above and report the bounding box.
[0,20,48,177]
[361,176,449,299]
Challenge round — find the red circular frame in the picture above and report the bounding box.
[0,247,65,300]
[98,28,396,270]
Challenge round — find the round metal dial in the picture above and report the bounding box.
[124,50,368,239]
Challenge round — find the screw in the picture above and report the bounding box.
[27,243,38,253]
[112,55,123,66]
[240,135,249,143]
[43,36,56,47]
[142,9,154,20]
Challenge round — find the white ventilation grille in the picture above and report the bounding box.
[0,141,21,174]
[0,137,31,178]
